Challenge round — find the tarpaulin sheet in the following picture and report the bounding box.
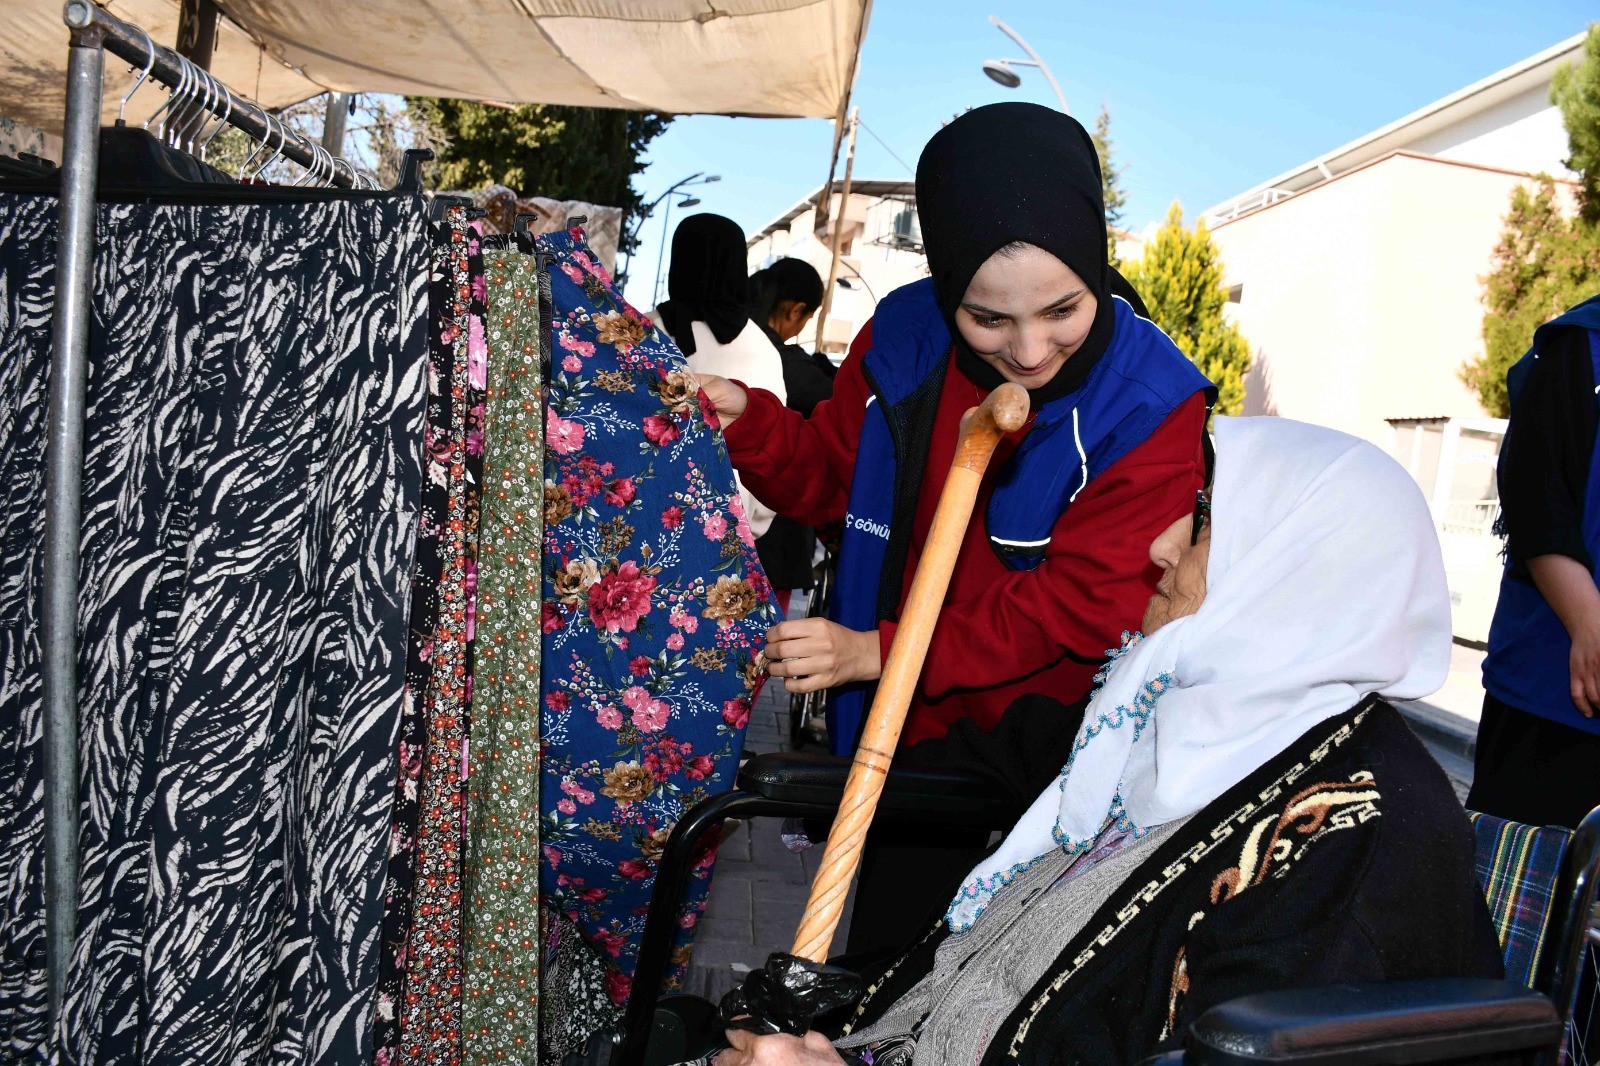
[3,0,871,134]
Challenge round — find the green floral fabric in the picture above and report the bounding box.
[463,249,547,1063]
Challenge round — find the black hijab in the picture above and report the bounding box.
[915,102,1127,405]
[655,213,751,357]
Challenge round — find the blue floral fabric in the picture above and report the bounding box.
[536,227,776,1015]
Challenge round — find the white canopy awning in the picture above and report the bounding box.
[3,0,872,134]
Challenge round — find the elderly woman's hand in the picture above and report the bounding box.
[764,618,882,693]
[715,1029,847,1065]
[696,373,749,430]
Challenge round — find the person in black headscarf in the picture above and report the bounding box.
[651,213,788,538]
[747,257,837,619]
[698,103,1214,951]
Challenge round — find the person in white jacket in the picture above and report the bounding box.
[650,213,787,538]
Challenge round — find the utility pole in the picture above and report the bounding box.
[811,107,859,357]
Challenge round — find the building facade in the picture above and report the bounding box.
[1201,32,1586,639]
[745,179,929,360]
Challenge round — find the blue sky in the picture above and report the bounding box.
[618,0,1593,306]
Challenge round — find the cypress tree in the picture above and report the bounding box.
[1091,104,1128,265]
[1124,201,1253,416]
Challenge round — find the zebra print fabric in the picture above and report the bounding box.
[0,193,430,1064]
[0,194,55,1063]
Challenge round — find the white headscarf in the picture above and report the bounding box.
[947,416,1452,932]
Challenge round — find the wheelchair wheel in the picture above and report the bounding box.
[787,548,834,749]
[1568,904,1600,1065]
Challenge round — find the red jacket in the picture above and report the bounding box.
[726,322,1207,745]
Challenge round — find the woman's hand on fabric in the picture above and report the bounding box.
[697,374,749,430]
[763,618,882,693]
[715,1029,847,1065]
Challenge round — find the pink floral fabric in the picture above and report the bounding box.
[396,219,488,1066]
[536,227,775,1038]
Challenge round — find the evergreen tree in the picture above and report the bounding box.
[1553,24,1600,223]
[1124,201,1253,416]
[409,99,671,256]
[1460,27,1600,415]
[1090,104,1128,265]
[1461,179,1600,416]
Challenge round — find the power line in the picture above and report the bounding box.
[858,119,915,176]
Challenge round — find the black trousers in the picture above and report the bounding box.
[1467,694,1600,830]
[842,693,1089,957]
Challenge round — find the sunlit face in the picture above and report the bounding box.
[1142,503,1211,635]
[953,243,1098,388]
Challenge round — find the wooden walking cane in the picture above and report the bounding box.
[790,381,1030,963]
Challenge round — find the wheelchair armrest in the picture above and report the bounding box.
[735,752,1017,827]
[1183,978,1560,1064]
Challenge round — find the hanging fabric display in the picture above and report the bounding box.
[0,192,430,1065]
[460,247,547,1065]
[535,226,776,1041]
[373,203,468,1066]
[0,194,56,1060]
[398,215,488,1066]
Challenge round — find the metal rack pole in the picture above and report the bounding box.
[67,1,358,188]
[44,0,368,1018]
[44,0,107,1017]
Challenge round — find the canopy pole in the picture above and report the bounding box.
[45,0,107,1019]
[176,0,220,71]
[321,92,353,156]
[810,107,858,358]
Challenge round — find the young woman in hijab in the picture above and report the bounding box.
[652,213,788,538]
[746,258,837,617]
[695,417,1503,1066]
[697,103,1214,949]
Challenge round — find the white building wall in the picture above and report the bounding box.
[1210,153,1567,451]
[1407,84,1576,179]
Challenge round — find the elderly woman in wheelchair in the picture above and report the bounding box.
[696,416,1519,1066]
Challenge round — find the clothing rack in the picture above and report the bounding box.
[40,0,370,1020]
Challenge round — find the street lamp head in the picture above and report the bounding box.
[678,197,701,209]
[704,175,722,183]
[982,59,1022,89]
[836,278,856,289]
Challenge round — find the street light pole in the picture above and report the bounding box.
[623,171,719,298]
[652,192,680,308]
[987,15,1069,114]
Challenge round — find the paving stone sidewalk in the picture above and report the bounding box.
[682,674,855,1003]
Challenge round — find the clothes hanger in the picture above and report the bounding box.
[247,111,286,182]
[235,110,270,180]
[197,81,232,164]
[181,68,217,156]
[115,25,156,127]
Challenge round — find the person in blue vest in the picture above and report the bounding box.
[1474,293,1600,830]
[699,102,1215,951]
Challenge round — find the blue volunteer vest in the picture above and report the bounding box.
[1483,294,1600,736]
[825,278,1214,754]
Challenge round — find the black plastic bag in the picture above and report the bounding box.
[719,952,866,1036]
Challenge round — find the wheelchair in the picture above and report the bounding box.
[786,544,835,749]
[611,751,1600,1066]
